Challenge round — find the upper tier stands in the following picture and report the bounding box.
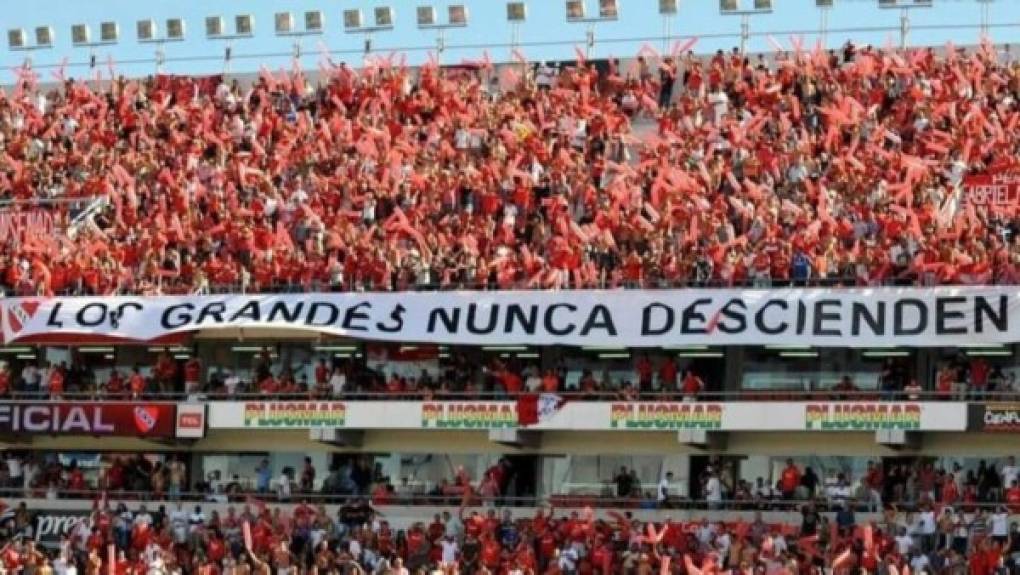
[1,41,1018,296]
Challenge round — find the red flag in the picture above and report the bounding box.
[517,394,539,426]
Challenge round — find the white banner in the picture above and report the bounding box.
[2,287,1019,347]
[206,401,968,432]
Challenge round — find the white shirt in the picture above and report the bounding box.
[992,512,1008,537]
[6,457,22,479]
[1002,465,1019,489]
[657,478,670,502]
[705,477,723,502]
[330,373,346,395]
[440,539,458,564]
[917,510,936,534]
[895,534,913,555]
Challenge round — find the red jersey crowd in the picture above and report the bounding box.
[3,498,1020,575]
[2,38,1020,296]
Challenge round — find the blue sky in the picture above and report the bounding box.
[3,0,1017,79]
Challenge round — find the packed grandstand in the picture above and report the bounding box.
[3,0,1020,574]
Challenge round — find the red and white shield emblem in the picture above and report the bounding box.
[7,300,40,335]
[133,406,160,434]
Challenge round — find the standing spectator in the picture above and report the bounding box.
[300,457,316,492]
[657,471,674,508]
[779,459,801,500]
[255,459,272,494]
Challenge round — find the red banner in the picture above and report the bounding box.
[963,167,1020,207]
[0,209,54,242]
[0,403,176,437]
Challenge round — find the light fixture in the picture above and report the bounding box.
[344,9,363,30]
[174,354,191,360]
[16,354,36,360]
[137,20,156,41]
[100,21,119,42]
[481,346,529,352]
[507,2,527,21]
[104,354,115,360]
[861,350,911,358]
[779,351,820,358]
[374,7,395,27]
[166,18,185,40]
[71,24,90,45]
[448,5,469,26]
[598,0,619,19]
[205,16,224,37]
[313,345,358,352]
[35,26,53,47]
[517,352,541,359]
[79,347,115,354]
[660,0,679,14]
[816,0,834,6]
[753,0,772,9]
[275,12,294,34]
[566,0,586,20]
[966,349,1013,357]
[399,346,419,352]
[598,353,631,359]
[235,14,254,36]
[8,29,25,49]
[582,346,627,352]
[305,11,323,32]
[720,0,738,11]
[231,345,267,353]
[334,353,352,359]
[678,352,725,358]
[766,345,813,351]
[417,6,436,27]
[0,347,31,354]
[665,345,709,351]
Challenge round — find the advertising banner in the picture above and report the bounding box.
[963,167,1020,208]
[33,510,92,548]
[2,287,1017,348]
[975,403,1020,432]
[175,403,207,439]
[207,401,968,432]
[0,403,176,437]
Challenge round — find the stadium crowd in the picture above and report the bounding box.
[1,39,1019,295]
[3,495,1020,574]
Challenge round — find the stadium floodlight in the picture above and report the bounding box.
[137,19,156,41]
[7,29,25,49]
[719,0,772,54]
[448,5,469,26]
[507,2,527,21]
[374,7,395,27]
[235,14,254,37]
[166,18,185,40]
[305,11,324,33]
[344,6,395,56]
[565,1,619,60]
[416,6,437,27]
[100,21,119,42]
[205,16,224,38]
[816,0,834,5]
[598,0,619,19]
[566,0,586,21]
[35,26,53,47]
[343,9,363,30]
[275,12,294,35]
[659,0,678,55]
[507,2,526,55]
[816,0,833,48]
[878,0,932,49]
[72,24,90,46]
